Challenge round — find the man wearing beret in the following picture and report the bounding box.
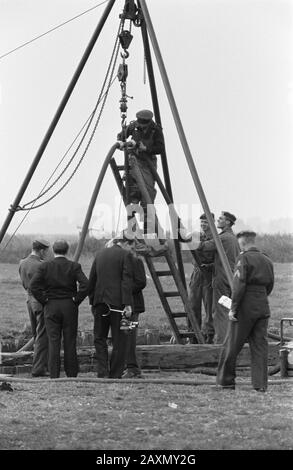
[19,239,50,376]
[188,213,215,343]
[30,240,89,378]
[217,231,274,391]
[195,211,240,343]
[117,109,165,235]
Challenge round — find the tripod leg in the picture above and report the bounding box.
[139,0,233,289]
[0,0,116,246]
[73,143,118,262]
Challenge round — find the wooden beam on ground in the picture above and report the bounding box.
[0,343,280,369]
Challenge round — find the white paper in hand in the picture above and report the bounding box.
[218,295,232,310]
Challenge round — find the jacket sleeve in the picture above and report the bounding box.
[146,125,165,155]
[88,259,97,305]
[30,265,47,305]
[121,252,134,306]
[195,239,216,263]
[266,267,274,296]
[132,258,147,294]
[74,263,89,305]
[117,122,135,141]
[231,254,247,312]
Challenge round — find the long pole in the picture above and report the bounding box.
[73,143,118,262]
[139,0,233,288]
[0,0,116,246]
[140,17,186,288]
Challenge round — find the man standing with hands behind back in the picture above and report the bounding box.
[30,240,89,379]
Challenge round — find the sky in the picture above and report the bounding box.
[0,0,292,236]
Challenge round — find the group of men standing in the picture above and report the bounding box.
[189,214,274,391]
[189,210,240,345]
[19,233,146,380]
[18,108,275,392]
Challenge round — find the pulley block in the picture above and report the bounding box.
[119,30,133,50]
[117,63,128,82]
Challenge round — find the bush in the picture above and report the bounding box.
[1,232,292,264]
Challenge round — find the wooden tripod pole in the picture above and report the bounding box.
[73,144,118,262]
[0,0,116,247]
[139,0,233,288]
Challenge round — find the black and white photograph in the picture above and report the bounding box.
[0,0,292,458]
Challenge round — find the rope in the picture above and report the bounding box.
[19,22,122,211]
[0,1,111,61]
[1,377,291,386]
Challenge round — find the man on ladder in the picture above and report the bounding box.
[117,109,165,236]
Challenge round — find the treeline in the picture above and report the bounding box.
[0,233,292,264]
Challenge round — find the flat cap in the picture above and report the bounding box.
[222,211,236,224]
[136,109,153,122]
[200,212,214,220]
[32,239,50,250]
[236,230,257,239]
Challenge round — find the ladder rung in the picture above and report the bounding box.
[155,270,172,277]
[171,312,187,318]
[116,165,125,171]
[163,291,180,298]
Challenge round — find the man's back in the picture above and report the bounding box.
[241,248,274,292]
[30,257,88,304]
[88,245,133,307]
[19,254,42,292]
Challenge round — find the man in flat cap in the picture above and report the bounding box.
[30,240,89,378]
[19,239,50,376]
[88,231,135,378]
[217,231,274,391]
[117,109,165,235]
[195,211,240,343]
[188,213,215,343]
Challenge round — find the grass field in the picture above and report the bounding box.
[0,261,293,450]
[0,261,292,341]
[0,378,292,451]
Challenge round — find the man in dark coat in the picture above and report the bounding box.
[117,109,165,235]
[122,247,147,379]
[195,211,240,343]
[217,231,274,391]
[30,240,89,378]
[88,233,135,378]
[188,213,214,343]
[19,239,50,377]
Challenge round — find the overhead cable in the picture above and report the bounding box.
[0,0,110,61]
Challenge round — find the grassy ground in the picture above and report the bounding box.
[0,261,292,341]
[0,261,293,450]
[0,376,292,450]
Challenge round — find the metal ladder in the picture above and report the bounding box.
[110,156,204,344]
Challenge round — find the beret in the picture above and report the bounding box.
[200,212,214,220]
[222,211,236,224]
[236,230,257,238]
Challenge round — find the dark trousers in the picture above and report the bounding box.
[188,269,214,337]
[27,296,48,375]
[44,299,79,378]
[217,314,269,390]
[92,303,128,378]
[212,280,231,344]
[125,312,140,374]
